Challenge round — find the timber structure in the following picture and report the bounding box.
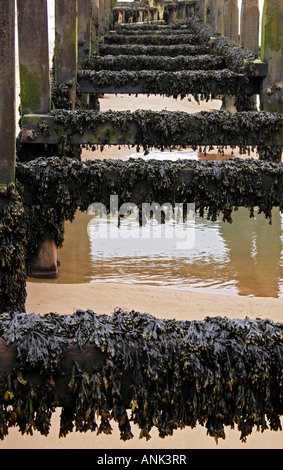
[1,0,283,444]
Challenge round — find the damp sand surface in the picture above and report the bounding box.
[3,94,283,450]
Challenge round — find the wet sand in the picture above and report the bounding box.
[2,94,282,449]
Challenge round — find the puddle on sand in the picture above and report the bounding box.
[28,148,283,299]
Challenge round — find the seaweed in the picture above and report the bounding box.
[81,54,225,72]
[0,184,27,314]
[77,69,250,102]
[47,109,282,155]
[0,310,283,442]
[98,44,209,57]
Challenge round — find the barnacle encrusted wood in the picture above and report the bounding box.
[0,310,283,442]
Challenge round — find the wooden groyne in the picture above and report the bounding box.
[1,0,283,444]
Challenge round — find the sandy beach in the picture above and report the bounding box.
[1,94,283,450]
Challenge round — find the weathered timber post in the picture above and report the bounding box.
[216,0,224,34]
[223,0,239,43]
[0,0,16,191]
[91,0,100,51]
[199,0,206,19]
[78,0,93,64]
[205,0,217,29]
[98,0,106,39]
[17,0,51,116]
[240,0,259,53]
[54,0,78,110]
[260,0,283,162]
[261,0,283,113]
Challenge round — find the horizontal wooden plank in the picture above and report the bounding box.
[77,70,260,97]
[20,110,283,147]
[98,44,210,56]
[81,54,226,72]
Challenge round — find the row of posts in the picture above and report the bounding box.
[0,0,114,192]
[200,0,283,118]
[0,0,283,191]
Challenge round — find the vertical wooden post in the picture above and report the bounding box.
[78,0,93,64]
[216,0,224,33]
[240,0,259,53]
[199,0,206,19]
[0,0,15,188]
[17,0,50,116]
[99,0,105,39]
[205,0,217,29]
[223,0,239,43]
[261,0,283,114]
[91,0,100,51]
[54,0,78,110]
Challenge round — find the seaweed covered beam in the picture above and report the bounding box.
[76,69,260,99]
[81,54,226,72]
[16,157,283,226]
[103,33,199,45]
[97,44,209,57]
[0,310,283,442]
[20,110,283,151]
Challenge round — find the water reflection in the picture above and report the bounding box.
[30,203,283,299]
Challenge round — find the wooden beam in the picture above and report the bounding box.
[97,43,210,56]
[54,0,78,110]
[17,0,51,115]
[0,0,16,186]
[20,110,283,146]
[76,70,261,96]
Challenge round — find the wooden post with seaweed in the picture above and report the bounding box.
[17,0,51,116]
[54,0,78,110]
[223,0,239,43]
[240,0,259,53]
[0,0,15,194]
[78,0,93,64]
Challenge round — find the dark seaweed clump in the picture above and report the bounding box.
[81,54,225,72]
[78,69,246,102]
[0,310,283,442]
[49,109,282,157]
[15,156,283,250]
[186,17,258,73]
[104,33,199,46]
[98,44,209,57]
[0,184,27,314]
